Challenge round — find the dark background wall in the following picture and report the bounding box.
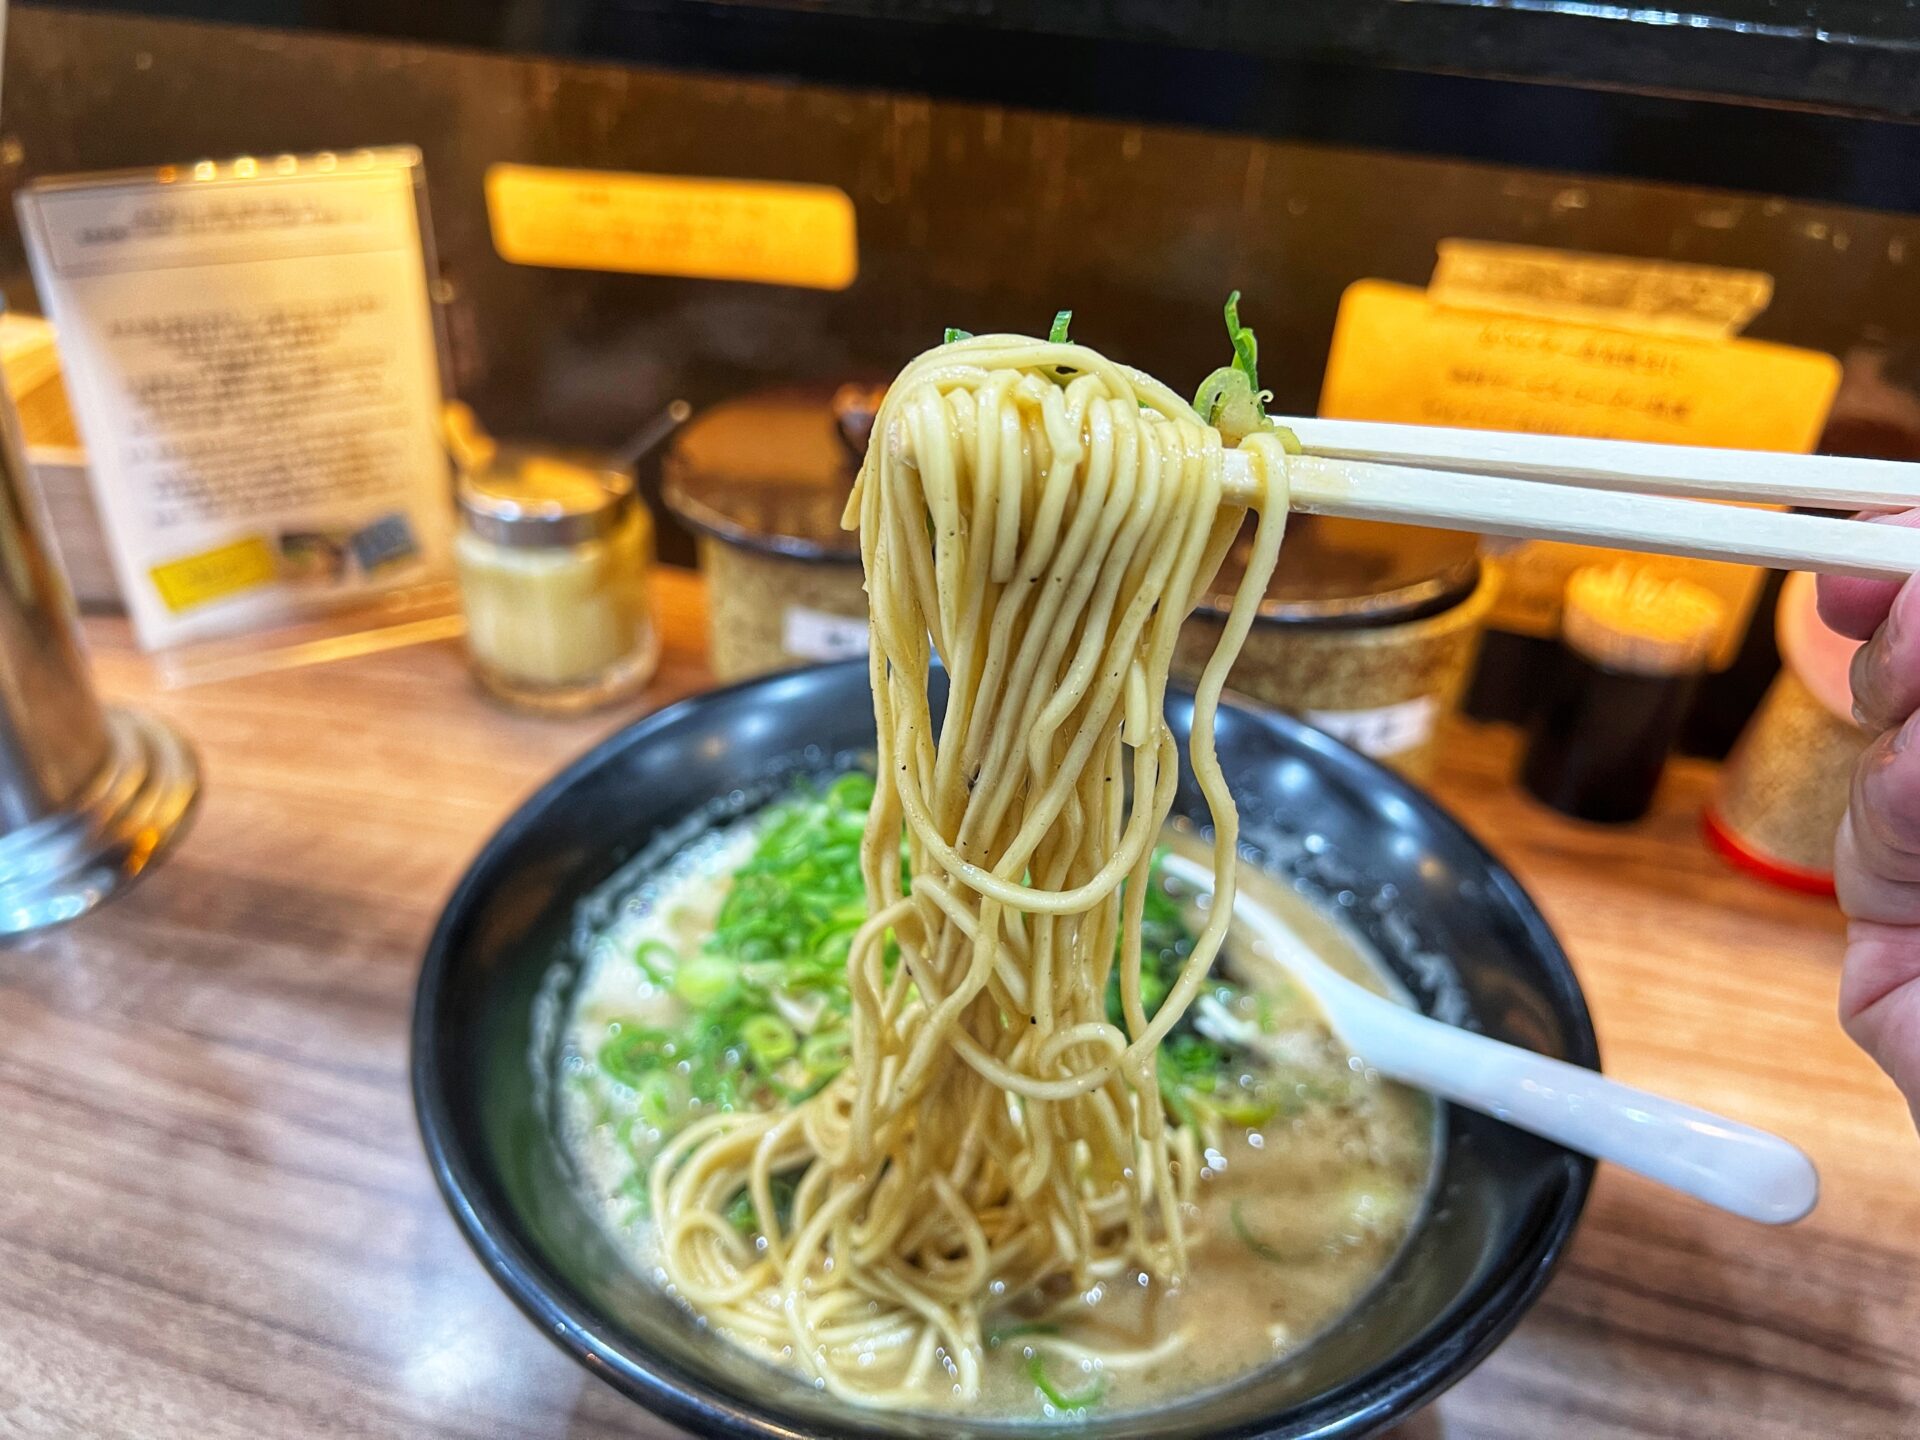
[5,4,1919,567]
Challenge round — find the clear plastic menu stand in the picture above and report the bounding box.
[16,147,457,681]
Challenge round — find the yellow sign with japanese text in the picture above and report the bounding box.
[1320,280,1839,451]
[486,165,858,291]
[1320,273,1843,665]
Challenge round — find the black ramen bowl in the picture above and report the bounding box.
[414,661,1597,1440]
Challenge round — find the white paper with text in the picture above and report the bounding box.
[18,152,451,649]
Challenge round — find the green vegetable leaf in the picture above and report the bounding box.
[631,939,675,984]
[1225,290,1258,387]
[1190,292,1304,452]
[1026,1352,1108,1411]
[1232,1199,1311,1265]
[742,1014,797,1066]
[1048,309,1073,344]
[724,1173,799,1236]
[598,1027,673,1088]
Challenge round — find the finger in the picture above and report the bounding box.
[1848,574,1920,731]
[1836,718,1920,921]
[1838,922,1920,1132]
[1818,509,1920,641]
[1837,814,1920,925]
[1851,716,1920,870]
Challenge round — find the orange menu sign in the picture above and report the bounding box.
[1320,264,1844,667]
[1320,280,1839,451]
[485,164,859,291]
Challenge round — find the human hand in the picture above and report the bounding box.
[1818,509,1920,1128]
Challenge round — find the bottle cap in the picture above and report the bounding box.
[1562,563,1724,676]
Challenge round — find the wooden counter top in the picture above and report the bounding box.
[3,569,1915,1439]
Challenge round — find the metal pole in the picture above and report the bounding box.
[0,364,198,935]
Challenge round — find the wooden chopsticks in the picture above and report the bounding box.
[1280,418,1920,512]
[1218,421,1920,583]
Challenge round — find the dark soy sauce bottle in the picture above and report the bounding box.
[1521,565,1725,824]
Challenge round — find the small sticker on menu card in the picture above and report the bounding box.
[782,606,869,662]
[149,535,279,612]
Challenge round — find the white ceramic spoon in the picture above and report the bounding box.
[1158,852,1819,1225]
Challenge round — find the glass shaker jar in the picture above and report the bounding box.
[453,451,659,713]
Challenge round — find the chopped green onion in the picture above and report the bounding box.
[598,1027,672,1088]
[1048,309,1073,344]
[1026,1352,1107,1411]
[826,771,875,811]
[1200,1087,1280,1128]
[1225,290,1257,387]
[631,939,675,983]
[589,785,1282,1193]
[1232,1199,1306,1265]
[634,1070,678,1128]
[616,1168,651,1224]
[722,1174,798,1236]
[800,1029,850,1076]
[742,1014,797,1066]
[1190,292,1302,450]
[944,327,973,344]
[725,1189,755,1233]
[673,954,737,1007]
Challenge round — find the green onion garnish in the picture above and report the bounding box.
[742,1014,797,1066]
[672,954,738,1008]
[598,1026,672,1088]
[1231,1200,1307,1265]
[1190,292,1301,450]
[800,1029,849,1075]
[588,788,1275,1195]
[1026,1352,1107,1411]
[631,939,674,983]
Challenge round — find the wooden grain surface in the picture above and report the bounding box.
[1,568,1915,1439]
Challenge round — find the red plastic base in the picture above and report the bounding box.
[1701,806,1836,898]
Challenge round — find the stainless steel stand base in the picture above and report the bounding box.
[0,706,200,936]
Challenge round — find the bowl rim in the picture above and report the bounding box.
[412,660,1598,1440]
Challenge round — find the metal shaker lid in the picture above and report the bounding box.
[457,452,634,549]
[663,385,875,563]
[1196,514,1483,628]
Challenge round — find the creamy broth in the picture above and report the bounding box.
[556,787,1438,1420]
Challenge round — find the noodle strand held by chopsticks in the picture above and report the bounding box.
[654,333,1291,1406]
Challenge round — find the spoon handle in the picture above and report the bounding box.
[1153,852,1819,1224]
[1342,997,1819,1224]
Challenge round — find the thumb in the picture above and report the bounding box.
[1819,508,1920,641]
